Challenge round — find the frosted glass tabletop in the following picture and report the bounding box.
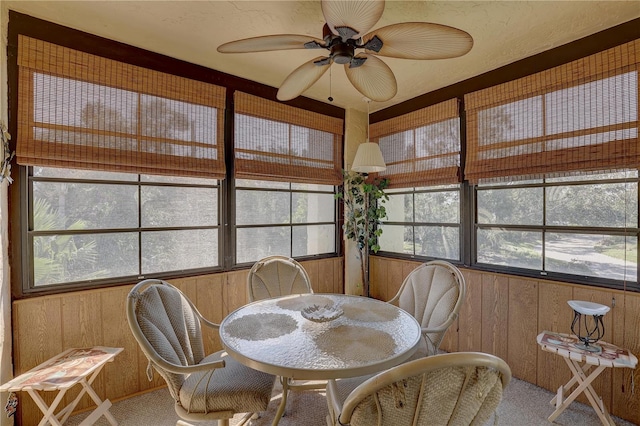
[220,294,422,380]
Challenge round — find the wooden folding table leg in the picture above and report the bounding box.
[79,376,118,426]
[55,381,91,423]
[550,362,592,406]
[564,359,614,426]
[51,364,111,425]
[548,360,607,424]
[27,388,67,426]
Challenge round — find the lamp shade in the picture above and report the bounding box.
[351,141,386,173]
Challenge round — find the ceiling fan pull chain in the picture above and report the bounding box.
[328,66,334,102]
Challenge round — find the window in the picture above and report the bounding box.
[372,99,461,188]
[233,92,343,181]
[15,35,227,293]
[235,180,337,264]
[16,36,226,178]
[475,171,638,285]
[465,38,639,288]
[371,99,463,261]
[233,92,343,265]
[28,167,219,289]
[379,185,461,260]
[11,34,346,294]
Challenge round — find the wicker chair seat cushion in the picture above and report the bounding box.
[179,351,275,414]
[344,365,502,426]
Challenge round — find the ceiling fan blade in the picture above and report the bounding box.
[217,34,325,53]
[321,0,385,40]
[277,57,332,101]
[363,22,473,59]
[344,54,397,102]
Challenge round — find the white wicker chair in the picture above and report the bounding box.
[247,255,313,302]
[326,352,511,426]
[246,255,322,416]
[387,260,466,358]
[126,279,275,426]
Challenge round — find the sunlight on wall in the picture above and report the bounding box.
[344,108,367,295]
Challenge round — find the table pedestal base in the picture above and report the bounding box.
[548,357,614,426]
[271,377,328,426]
[272,377,289,426]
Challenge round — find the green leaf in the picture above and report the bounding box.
[337,168,390,259]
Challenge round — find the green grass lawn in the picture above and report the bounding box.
[600,246,638,263]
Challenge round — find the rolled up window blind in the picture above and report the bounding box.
[234,92,344,185]
[17,35,227,179]
[464,39,639,184]
[370,99,461,188]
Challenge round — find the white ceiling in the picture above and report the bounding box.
[4,1,640,112]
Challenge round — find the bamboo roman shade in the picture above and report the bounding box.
[370,99,461,188]
[465,39,639,184]
[234,92,344,184]
[17,35,227,179]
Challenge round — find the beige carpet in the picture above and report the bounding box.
[67,376,636,426]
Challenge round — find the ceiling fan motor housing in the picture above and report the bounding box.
[331,43,354,64]
[321,24,367,66]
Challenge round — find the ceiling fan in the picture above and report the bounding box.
[217,0,473,103]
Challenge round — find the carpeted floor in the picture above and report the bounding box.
[67,375,637,426]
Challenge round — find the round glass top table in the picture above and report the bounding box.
[220,294,421,426]
[220,293,421,425]
[220,293,422,381]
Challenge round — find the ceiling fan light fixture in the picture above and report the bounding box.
[352,141,386,173]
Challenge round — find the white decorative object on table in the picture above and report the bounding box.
[301,304,344,322]
[567,300,610,353]
[567,300,610,316]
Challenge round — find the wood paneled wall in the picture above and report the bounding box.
[10,257,343,425]
[12,254,640,424]
[370,256,640,424]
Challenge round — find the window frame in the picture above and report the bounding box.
[377,184,463,262]
[471,174,640,291]
[233,180,339,267]
[8,12,345,298]
[21,166,224,294]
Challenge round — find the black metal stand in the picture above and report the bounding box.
[570,309,605,353]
